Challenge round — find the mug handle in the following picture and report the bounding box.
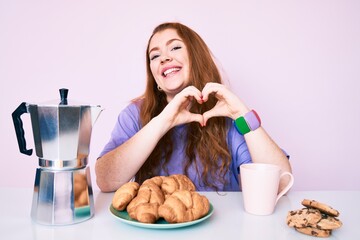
[275,172,294,204]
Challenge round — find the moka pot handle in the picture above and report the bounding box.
[12,102,33,156]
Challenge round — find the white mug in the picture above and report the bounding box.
[240,163,294,215]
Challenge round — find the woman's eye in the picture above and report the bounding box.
[150,54,159,61]
[171,46,182,51]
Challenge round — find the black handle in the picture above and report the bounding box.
[12,102,33,156]
[59,88,68,105]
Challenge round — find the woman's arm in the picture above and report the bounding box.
[201,82,292,192]
[95,114,169,192]
[95,86,204,192]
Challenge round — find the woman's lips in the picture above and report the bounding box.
[162,67,181,77]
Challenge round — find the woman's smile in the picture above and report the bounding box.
[162,66,182,78]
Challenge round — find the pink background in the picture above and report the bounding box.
[1,1,359,191]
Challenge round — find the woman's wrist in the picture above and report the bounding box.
[152,113,173,134]
[234,109,261,135]
[232,105,250,120]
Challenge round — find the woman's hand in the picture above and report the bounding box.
[201,82,249,125]
[159,86,205,128]
[159,83,251,128]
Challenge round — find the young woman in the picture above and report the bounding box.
[95,22,292,192]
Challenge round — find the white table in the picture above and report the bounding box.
[0,188,358,239]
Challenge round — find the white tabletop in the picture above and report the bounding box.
[0,188,358,239]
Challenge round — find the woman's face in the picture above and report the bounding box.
[148,29,190,101]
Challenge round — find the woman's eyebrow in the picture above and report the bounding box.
[149,38,183,54]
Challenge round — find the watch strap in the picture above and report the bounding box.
[234,110,261,135]
[234,116,251,135]
[245,110,261,131]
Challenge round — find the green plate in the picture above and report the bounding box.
[109,203,214,229]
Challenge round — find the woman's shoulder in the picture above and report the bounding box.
[121,99,143,116]
[114,99,142,126]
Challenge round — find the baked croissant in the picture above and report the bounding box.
[129,202,160,223]
[143,176,164,186]
[158,190,210,223]
[126,179,165,223]
[161,174,196,195]
[112,182,139,211]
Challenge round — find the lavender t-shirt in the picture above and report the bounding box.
[99,102,253,191]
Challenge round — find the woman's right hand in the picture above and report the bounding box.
[159,86,205,129]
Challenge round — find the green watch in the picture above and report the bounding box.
[234,110,261,135]
[234,116,251,135]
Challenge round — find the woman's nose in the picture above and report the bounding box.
[160,55,172,64]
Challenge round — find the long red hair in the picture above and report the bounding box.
[134,22,231,190]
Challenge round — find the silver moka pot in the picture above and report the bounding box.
[12,88,103,225]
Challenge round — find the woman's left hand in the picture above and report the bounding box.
[201,82,249,125]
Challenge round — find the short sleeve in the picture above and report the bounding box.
[98,102,141,158]
[227,122,252,176]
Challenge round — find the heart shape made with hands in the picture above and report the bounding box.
[177,85,242,126]
[194,94,223,125]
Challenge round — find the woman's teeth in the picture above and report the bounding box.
[163,67,180,77]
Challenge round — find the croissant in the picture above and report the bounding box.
[158,190,210,223]
[161,174,196,195]
[112,182,139,211]
[126,179,165,223]
[128,202,160,224]
[143,176,164,186]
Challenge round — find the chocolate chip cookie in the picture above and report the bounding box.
[316,214,343,230]
[302,199,340,217]
[287,208,322,228]
[295,226,331,238]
